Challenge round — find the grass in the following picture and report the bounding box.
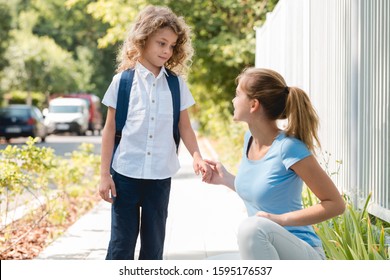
[304,189,390,260]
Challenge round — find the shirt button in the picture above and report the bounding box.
[153,83,155,87]
[151,117,154,121]
[152,100,155,103]
[149,135,153,138]
[147,152,151,155]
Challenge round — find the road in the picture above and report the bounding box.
[0,133,102,156]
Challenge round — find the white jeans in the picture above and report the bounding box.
[237,216,326,260]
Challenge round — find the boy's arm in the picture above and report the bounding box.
[99,107,116,203]
[178,109,211,180]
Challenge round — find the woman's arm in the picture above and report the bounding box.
[99,107,116,203]
[257,155,345,226]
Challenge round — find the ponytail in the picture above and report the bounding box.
[285,87,321,152]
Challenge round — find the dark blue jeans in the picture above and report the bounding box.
[105,172,171,260]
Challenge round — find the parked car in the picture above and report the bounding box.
[63,93,103,134]
[44,97,89,135]
[0,104,48,142]
[49,93,103,134]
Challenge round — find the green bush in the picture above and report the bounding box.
[0,137,55,197]
[0,138,100,249]
[2,90,47,108]
[303,188,390,260]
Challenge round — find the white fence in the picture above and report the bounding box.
[255,0,390,222]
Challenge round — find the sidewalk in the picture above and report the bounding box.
[36,139,247,260]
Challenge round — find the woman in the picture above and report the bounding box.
[206,67,345,260]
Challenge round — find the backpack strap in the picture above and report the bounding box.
[115,69,134,143]
[166,69,181,152]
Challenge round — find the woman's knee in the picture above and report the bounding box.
[237,216,271,244]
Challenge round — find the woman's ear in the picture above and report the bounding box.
[250,99,260,113]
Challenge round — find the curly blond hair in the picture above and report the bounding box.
[116,5,193,76]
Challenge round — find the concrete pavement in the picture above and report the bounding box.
[36,139,247,260]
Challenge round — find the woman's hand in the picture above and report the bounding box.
[256,211,285,226]
[203,159,227,185]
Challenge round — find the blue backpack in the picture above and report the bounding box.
[110,68,181,174]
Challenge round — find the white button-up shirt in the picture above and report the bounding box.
[102,62,195,179]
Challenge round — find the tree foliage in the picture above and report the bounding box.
[1,11,81,94]
[0,2,12,72]
[31,0,116,93]
[168,0,277,132]
[0,0,278,133]
[78,0,278,133]
[0,0,116,101]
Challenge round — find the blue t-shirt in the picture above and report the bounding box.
[235,131,322,247]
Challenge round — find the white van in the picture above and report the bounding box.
[45,98,89,135]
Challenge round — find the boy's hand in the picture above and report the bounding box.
[99,175,116,203]
[192,156,212,182]
[198,159,213,182]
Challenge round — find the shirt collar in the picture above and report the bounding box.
[135,61,168,79]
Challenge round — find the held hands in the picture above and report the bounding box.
[194,157,236,190]
[203,159,228,185]
[99,175,116,203]
[193,156,212,182]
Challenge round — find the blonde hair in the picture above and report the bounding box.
[237,67,321,152]
[116,5,193,75]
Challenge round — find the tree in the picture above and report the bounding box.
[0,11,81,95]
[0,2,12,89]
[31,0,117,93]
[0,0,117,100]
